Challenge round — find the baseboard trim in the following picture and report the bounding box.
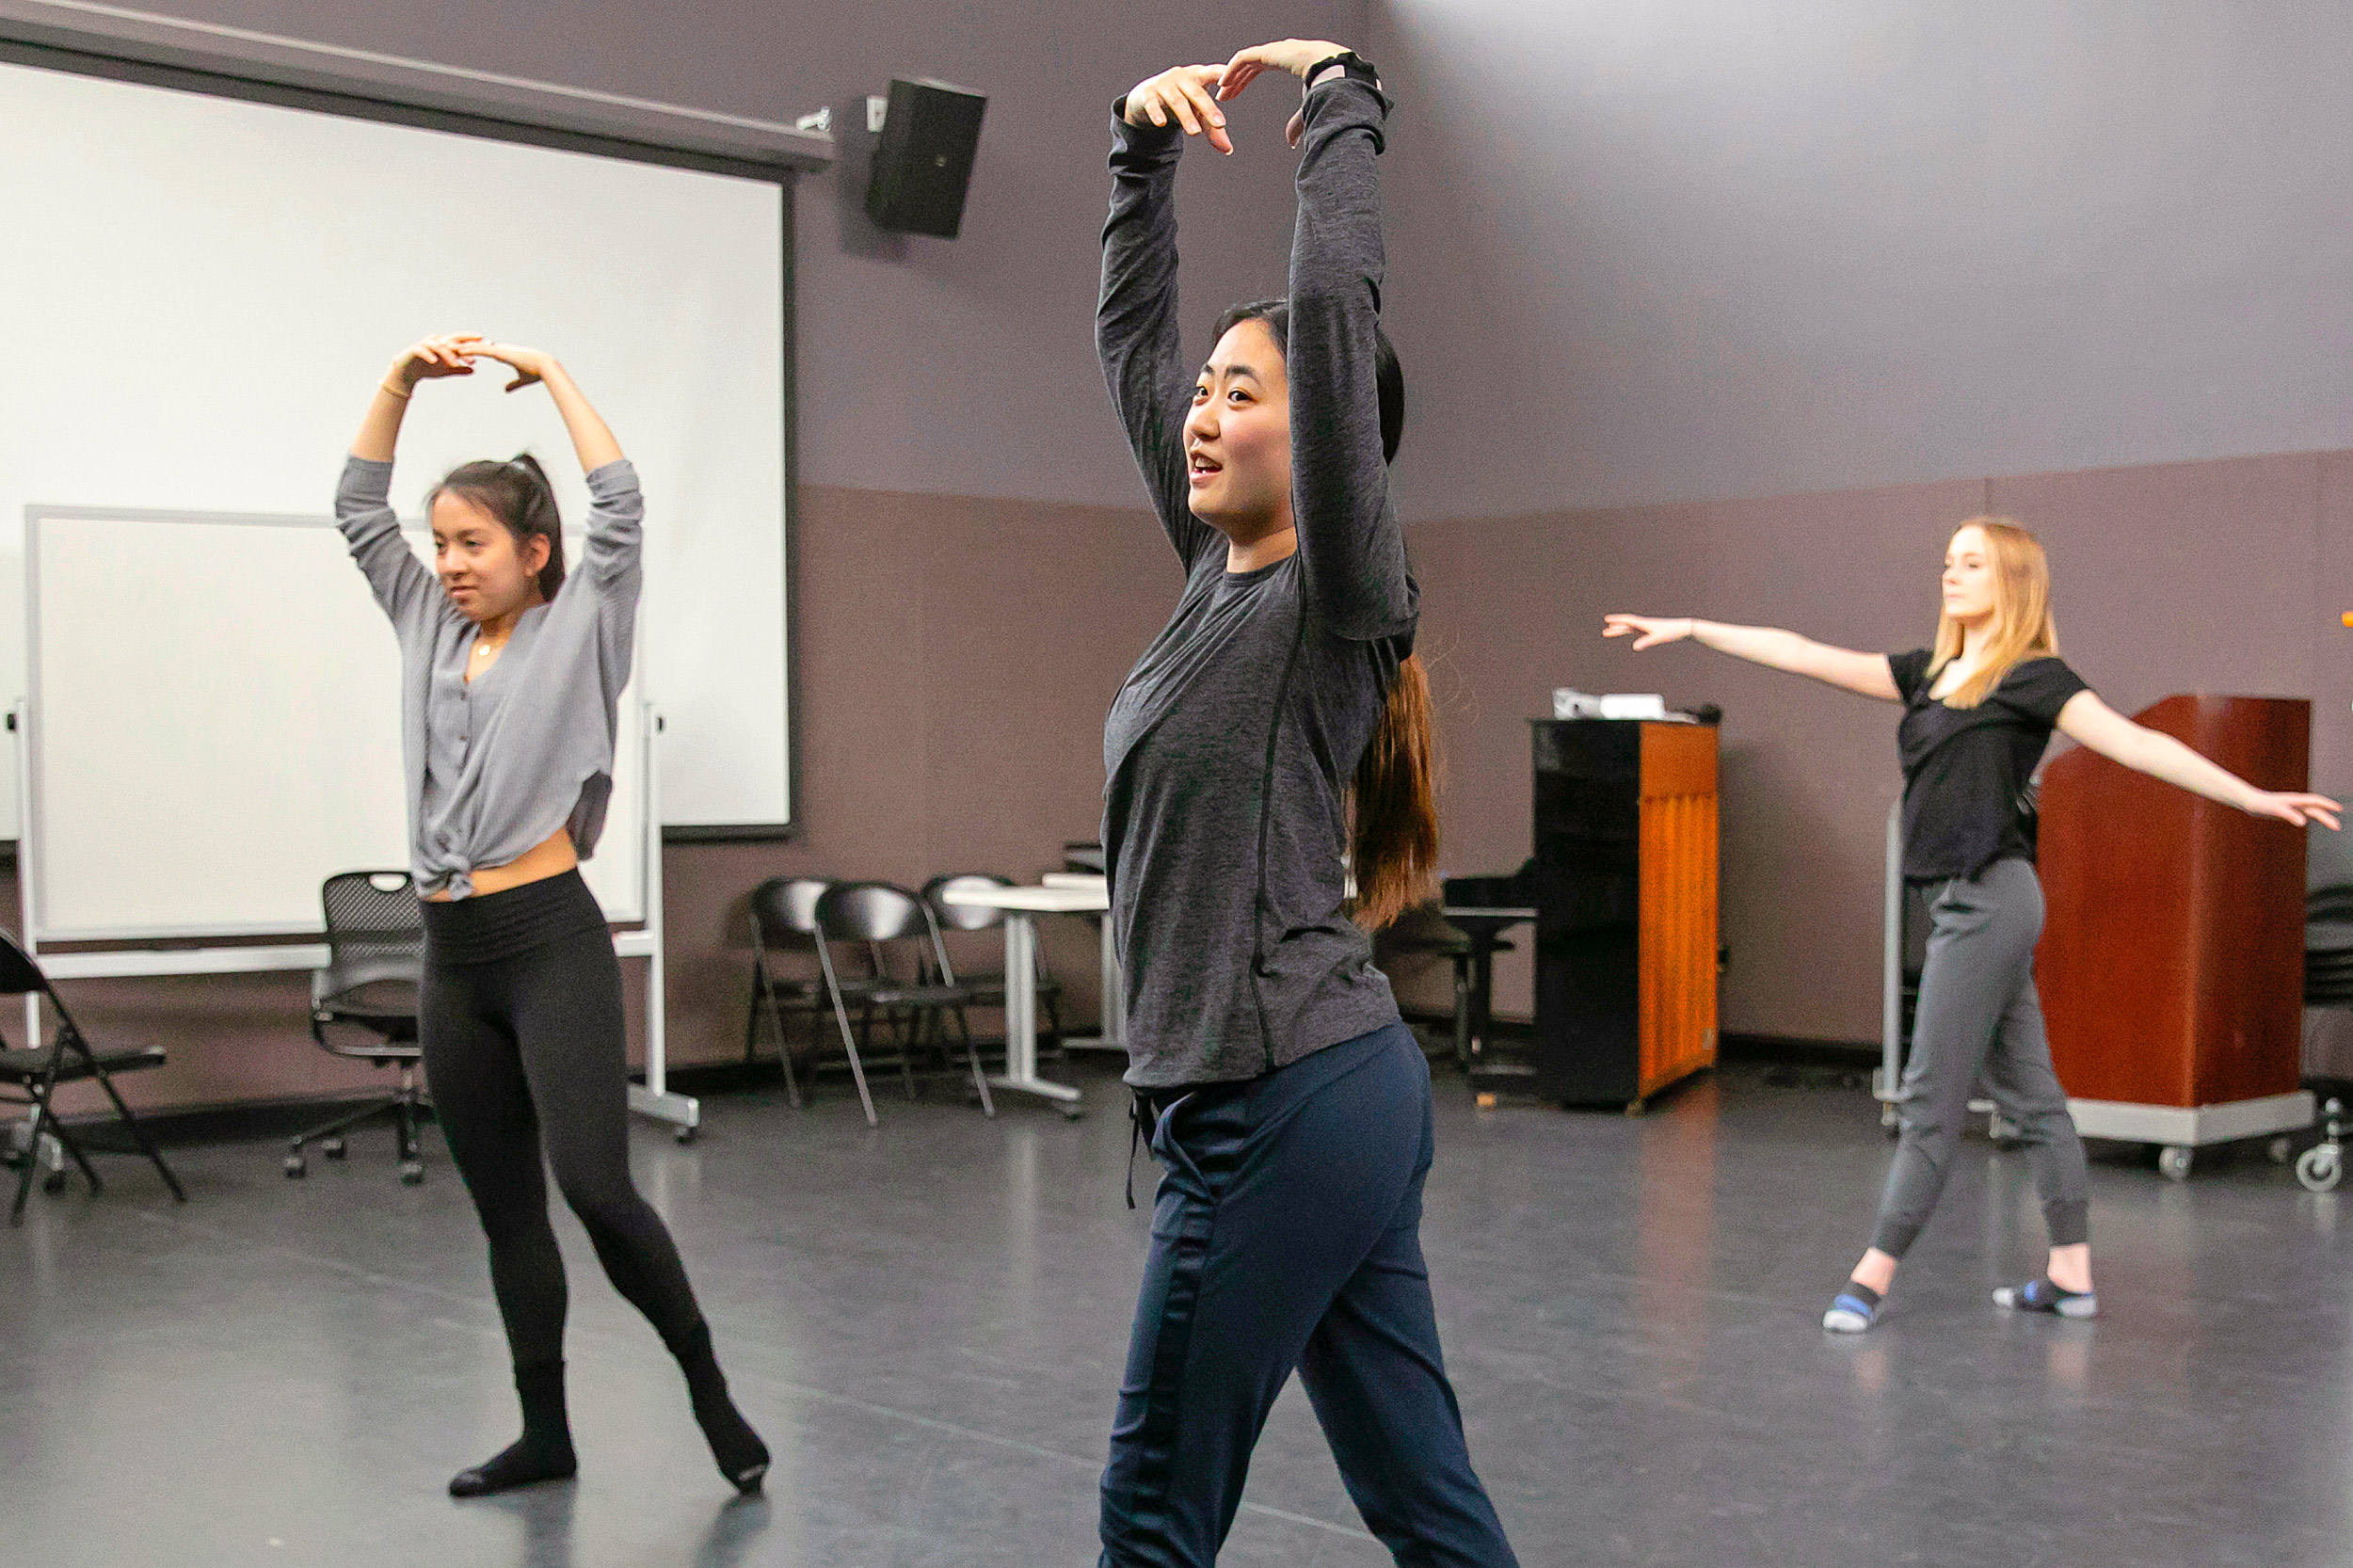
[1719,1032,1879,1067]
[44,1089,426,1148]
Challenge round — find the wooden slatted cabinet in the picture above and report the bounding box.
[1531,718,1721,1111]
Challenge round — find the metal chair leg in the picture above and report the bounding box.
[954,1007,995,1118]
[757,979,805,1111]
[8,1101,43,1224]
[819,947,880,1126]
[885,1006,919,1100]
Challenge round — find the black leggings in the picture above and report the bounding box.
[420,872,708,1377]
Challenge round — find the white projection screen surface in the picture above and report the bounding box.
[0,58,792,860]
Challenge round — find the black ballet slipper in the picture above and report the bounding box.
[694,1394,770,1494]
[448,1434,579,1498]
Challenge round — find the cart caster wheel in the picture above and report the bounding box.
[2159,1145,2194,1182]
[41,1170,66,1194]
[282,1156,306,1178]
[674,1126,697,1145]
[321,1138,346,1160]
[2297,1144,2343,1193]
[2269,1136,2295,1165]
[398,1161,424,1186]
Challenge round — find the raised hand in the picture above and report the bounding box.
[2248,791,2344,831]
[1602,614,1696,651]
[468,341,557,394]
[1123,64,1233,154]
[1217,40,1353,146]
[389,331,484,391]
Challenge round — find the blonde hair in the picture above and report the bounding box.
[1929,517,2059,709]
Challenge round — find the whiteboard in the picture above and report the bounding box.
[24,508,644,940]
[0,57,789,836]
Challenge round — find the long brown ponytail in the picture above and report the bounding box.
[1352,653,1440,931]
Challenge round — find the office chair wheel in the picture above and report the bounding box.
[2297,1143,2343,1193]
[321,1137,346,1160]
[674,1126,697,1146]
[1880,1101,1900,1134]
[398,1160,424,1186]
[40,1169,65,1193]
[2158,1144,2194,1182]
[282,1155,307,1178]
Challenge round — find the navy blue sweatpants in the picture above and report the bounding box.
[1099,1021,1518,1568]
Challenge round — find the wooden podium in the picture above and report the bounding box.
[1530,718,1720,1111]
[2036,695,2313,1175]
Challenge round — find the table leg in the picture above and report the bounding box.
[988,912,1080,1109]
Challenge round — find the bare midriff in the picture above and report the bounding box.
[425,826,579,902]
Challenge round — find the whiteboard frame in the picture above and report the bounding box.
[22,503,651,941]
[0,30,802,841]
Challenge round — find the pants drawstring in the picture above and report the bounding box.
[1127,1090,1149,1209]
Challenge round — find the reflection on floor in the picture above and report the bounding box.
[4,1057,2347,1567]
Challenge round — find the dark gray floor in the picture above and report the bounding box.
[4,1056,2349,1568]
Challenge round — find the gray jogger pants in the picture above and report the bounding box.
[1871,856,2090,1259]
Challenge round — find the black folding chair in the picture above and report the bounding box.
[920,873,1066,1058]
[745,875,853,1109]
[813,881,992,1127]
[286,872,428,1184]
[0,931,184,1225]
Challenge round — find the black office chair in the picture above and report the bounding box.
[744,875,840,1109]
[0,931,184,1225]
[812,881,992,1127]
[920,873,1065,1058]
[285,872,428,1184]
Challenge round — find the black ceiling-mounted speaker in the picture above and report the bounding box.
[865,77,987,239]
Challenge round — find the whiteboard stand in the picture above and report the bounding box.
[9,695,693,1138]
[625,705,697,1141]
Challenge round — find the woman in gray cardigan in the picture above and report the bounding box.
[340,333,766,1497]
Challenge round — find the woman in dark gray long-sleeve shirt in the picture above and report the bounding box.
[1094,41,1518,1568]
[339,333,766,1499]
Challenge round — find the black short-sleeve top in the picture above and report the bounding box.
[1888,649,2091,884]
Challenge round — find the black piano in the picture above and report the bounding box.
[1444,715,1723,1110]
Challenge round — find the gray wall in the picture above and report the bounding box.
[121,0,1366,505]
[1370,0,2353,520]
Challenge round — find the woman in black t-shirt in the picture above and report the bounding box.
[1606,518,2338,1333]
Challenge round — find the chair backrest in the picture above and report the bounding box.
[815,881,933,944]
[318,871,424,1000]
[0,928,53,1000]
[750,876,834,946]
[922,872,1011,933]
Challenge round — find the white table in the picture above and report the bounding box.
[940,880,1108,1114]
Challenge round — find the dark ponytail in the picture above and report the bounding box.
[1212,297,1435,930]
[427,453,566,599]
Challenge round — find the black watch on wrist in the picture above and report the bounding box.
[1305,51,1380,92]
